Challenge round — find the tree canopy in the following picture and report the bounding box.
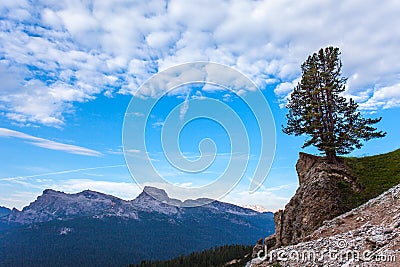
[283,46,386,162]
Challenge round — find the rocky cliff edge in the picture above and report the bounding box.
[272,152,361,248]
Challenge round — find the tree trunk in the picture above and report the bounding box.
[325,151,337,163]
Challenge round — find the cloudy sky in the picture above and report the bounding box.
[0,0,399,210]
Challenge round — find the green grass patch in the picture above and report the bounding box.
[342,148,400,208]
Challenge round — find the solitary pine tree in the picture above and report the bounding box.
[283,46,386,162]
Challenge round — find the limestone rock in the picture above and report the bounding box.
[252,238,264,258]
[274,152,360,247]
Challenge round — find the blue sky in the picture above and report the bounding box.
[0,0,399,210]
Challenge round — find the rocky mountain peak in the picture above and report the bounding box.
[0,206,11,218]
[78,189,117,200]
[42,189,63,195]
[135,186,183,206]
[143,186,171,201]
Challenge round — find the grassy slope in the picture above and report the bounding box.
[341,148,400,208]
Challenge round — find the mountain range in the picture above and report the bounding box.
[0,186,274,266]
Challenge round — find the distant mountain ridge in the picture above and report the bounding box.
[0,206,10,218]
[0,186,275,266]
[5,186,262,225]
[244,205,270,213]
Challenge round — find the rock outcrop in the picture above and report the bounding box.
[274,153,361,247]
[252,238,264,258]
[248,150,400,266]
[248,182,400,267]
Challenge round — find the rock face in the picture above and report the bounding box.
[274,153,360,247]
[252,238,264,258]
[248,183,400,267]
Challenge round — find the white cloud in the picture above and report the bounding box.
[152,121,164,128]
[221,184,294,212]
[0,191,41,210]
[49,179,141,200]
[0,127,102,156]
[274,78,301,96]
[174,182,193,188]
[0,165,126,182]
[179,93,189,120]
[274,77,301,108]
[358,83,400,110]
[125,112,145,117]
[0,0,400,125]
